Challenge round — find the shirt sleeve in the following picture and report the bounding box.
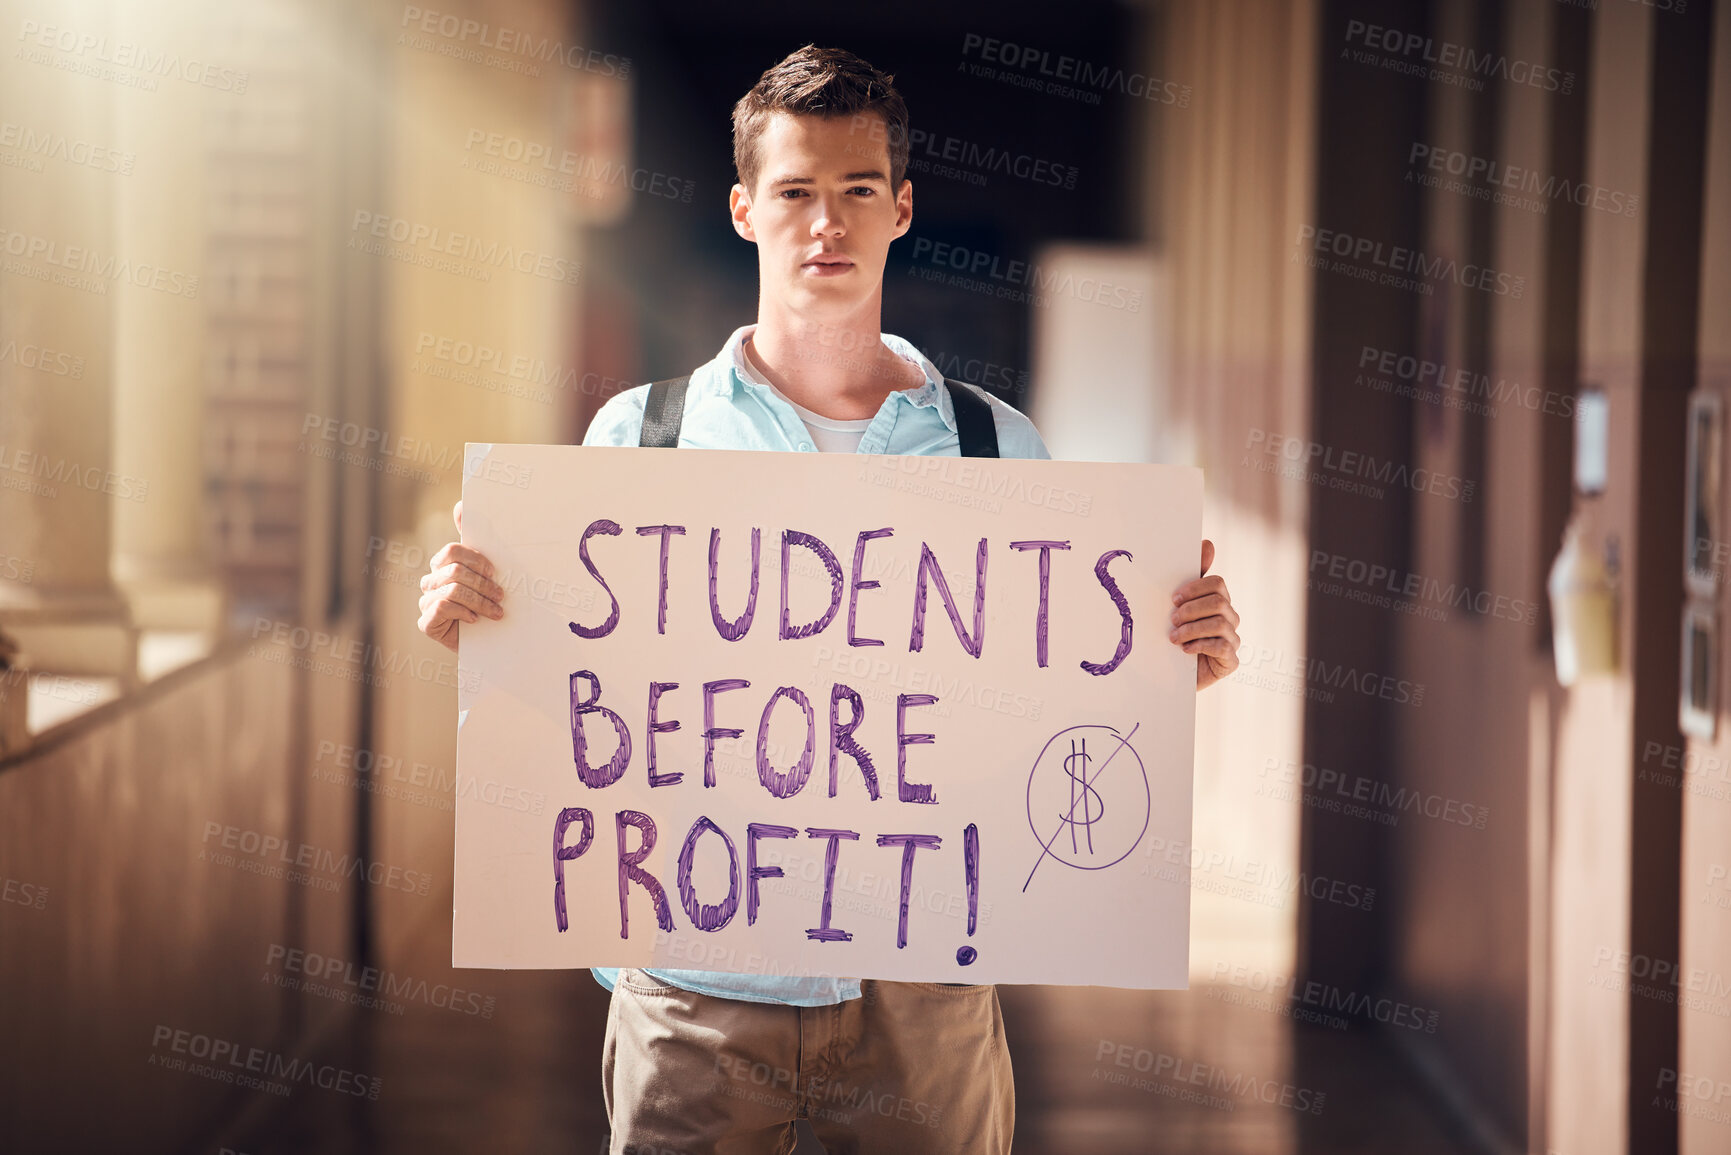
[581,384,650,448]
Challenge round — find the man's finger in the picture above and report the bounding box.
[1182,635,1237,658]
[1170,615,1233,645]
[429,541,496,580]
[416,605,463,653]
[417,564,501,609]
[423,562,505,603]
[420,598,476,629]
[1171,574,1227,605]
[1171,594,1238,628]
[419,585,481,622]
[454,500,464,533]
[432,581,502,620]
[1196,645,1240,689]
[1200,538,1216,576]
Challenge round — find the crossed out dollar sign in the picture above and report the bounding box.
[1023,722,1148,891]
[1061,737,1104,856]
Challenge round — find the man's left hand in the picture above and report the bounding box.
[1170,539,1241,691]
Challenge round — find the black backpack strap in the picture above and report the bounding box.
[638,376,691,448]
[945,381,1000,458]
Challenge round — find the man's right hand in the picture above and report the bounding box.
[417,500,504,653]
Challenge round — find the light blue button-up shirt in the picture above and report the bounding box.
[584,324,1049,1006]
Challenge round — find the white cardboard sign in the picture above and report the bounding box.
[454,443,1200,987]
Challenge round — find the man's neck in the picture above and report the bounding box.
[745,311,923,421]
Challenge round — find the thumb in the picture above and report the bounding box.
[454,500,464,536]
[1200,538,1215,576]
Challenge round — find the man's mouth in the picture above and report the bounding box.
[802,253,854,270]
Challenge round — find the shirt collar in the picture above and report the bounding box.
[705,323,956,431]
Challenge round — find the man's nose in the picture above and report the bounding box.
[809,199,846,237]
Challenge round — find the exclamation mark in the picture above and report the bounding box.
[956,822,979,966]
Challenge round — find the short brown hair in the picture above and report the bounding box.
[731,45,910,196]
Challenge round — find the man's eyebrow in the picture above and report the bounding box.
[767,170,890,187]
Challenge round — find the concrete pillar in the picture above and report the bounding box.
[0,0,138,690]
[108,0,224,635]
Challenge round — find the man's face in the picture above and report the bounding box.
[730,112,913,319]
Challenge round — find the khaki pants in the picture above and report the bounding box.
[603,969,1015,1154]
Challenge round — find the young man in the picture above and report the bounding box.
[417,45,1242,1155]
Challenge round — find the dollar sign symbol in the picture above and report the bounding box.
[1060,737,1104,855]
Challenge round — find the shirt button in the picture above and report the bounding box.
[800,444,815,452]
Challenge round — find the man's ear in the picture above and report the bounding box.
[729,183,756,242]
[892,178,914,240]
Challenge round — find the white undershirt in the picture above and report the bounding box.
[736,332,882,454]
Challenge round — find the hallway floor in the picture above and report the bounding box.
[214,923,1484,1155]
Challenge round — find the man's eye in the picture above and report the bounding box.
[849,186,875,195]
[779,189,807,198]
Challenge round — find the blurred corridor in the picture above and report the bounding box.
[2,0,1729,1152]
